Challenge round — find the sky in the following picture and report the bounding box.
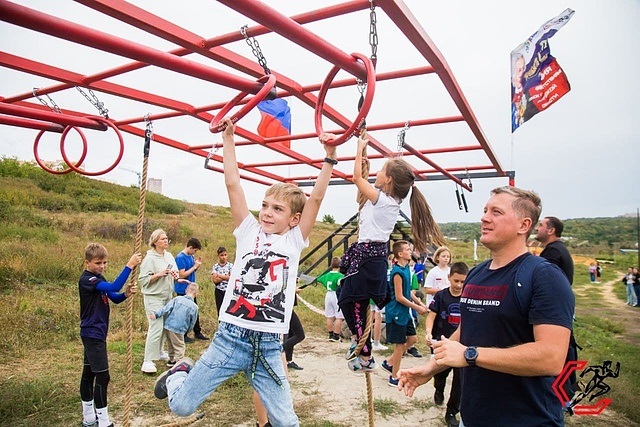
[1,0,639,225]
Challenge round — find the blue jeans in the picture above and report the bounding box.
[626,284,637,305]
[166,322,299,426]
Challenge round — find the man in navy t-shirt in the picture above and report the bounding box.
[397,187,574,427]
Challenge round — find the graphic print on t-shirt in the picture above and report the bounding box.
[225,241,290,323]
[460,283,508,311]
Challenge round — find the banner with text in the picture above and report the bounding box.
[511,8,575,133]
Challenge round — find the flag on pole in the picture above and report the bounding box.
[511,8,575,133]
[256,99,291,148]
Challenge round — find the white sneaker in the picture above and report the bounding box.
[141,361,157,374]
[372,343,388,351]
[159,351,170,361]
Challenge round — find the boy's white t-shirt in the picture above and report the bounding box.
[218,214,308,334]
[424,265,450,308]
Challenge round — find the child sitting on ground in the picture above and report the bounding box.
[425,261,469,427]
[78,243,141,427]
[381,240,428,386]
[153,117,337,426]
[150,282,199,367]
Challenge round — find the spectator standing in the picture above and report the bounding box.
[175,238,208,342]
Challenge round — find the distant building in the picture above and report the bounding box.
[148,178,162,194]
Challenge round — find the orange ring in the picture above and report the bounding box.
[33,126,88,175]
[60,116,124,176]
[315,53,376,146]
[209,74,277,133]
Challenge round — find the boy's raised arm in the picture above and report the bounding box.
[221,117,250,228]
[298,135,337,240]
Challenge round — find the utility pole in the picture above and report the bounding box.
[119,167,142,188]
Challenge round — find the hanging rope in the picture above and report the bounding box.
[350,307,375,427]
[158,412,205,427]
[122,116,152,427]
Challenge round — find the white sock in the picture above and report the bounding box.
[82,400,96,423]
[373,340,381,346]
[96,406,111,427]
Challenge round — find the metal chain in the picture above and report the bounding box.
[76,86,109,118]
[396,121,409,155]
[369,0,378,65]
[144,114,154,136]
[240,25,270,75]
[32,88,61,114]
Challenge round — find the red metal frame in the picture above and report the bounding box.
[0,0,508,189]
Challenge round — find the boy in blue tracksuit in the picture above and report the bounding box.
[150,282,199,366]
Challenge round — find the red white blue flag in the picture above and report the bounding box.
[511,9,574,133]
[257,99,291,148]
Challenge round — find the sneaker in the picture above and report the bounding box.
[445,412,460,427]
[287,361,303,370]
[82,421,98,427]
[154,357,194,399]
[184,335,195,344]
[381,359,393,374]
[141,360,157,374]
[329,332,340,342]
[159,351,170,361]
[372,342,388,351]
[434,389,445,406]
[407,346,423,358]
[166,359,176,367]
[388,375,399,387]
[195,333,209,341]
[348,356,378,373]
[345,343,357,360]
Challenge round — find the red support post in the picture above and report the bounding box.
[216,0,368,80]
[0,114,65,132]
[0,102,107,130]
[0,0,263,94]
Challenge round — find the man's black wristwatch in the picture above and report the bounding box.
[464,346,478,367]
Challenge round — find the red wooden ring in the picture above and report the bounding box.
[33,125,88,175]
[60,116,124,176]
[209,74,277,133]
[315,52,376,146]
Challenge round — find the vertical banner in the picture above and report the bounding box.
[511,9,575,133]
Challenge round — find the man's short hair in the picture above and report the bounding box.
[392,240,409,256]
[85,243,108,261]
[450,262,469,277]
[265,183,307,215]
[187,237,202,250]
[186,282,199,294]
[217,246,227,254]
[545,216,564,237]
[491,186,541,237]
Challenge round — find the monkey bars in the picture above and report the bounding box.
[0,0,510,189]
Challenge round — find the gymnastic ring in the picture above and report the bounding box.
[33,125,88,175]
[314,52,376,147]
[209,74,277,133]
[60,116,124,176]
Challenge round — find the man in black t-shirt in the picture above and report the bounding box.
[397,187,574,427]
[535,216,574,285]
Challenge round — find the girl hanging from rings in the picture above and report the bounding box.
[336,131,444,373]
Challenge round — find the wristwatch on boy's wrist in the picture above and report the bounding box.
[464,346,478,367]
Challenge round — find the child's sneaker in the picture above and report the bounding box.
[388,375,399,387]
[166,359,176,367]
[381,359,393,374]
[81,421,98,427]
[329,332,340,342]
[372,342,388,351]
[345,343,357,360]
[154,357,194,399]
[406,346,423,358]
[348,356,378,373]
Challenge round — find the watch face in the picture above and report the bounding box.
[466,347,477,358]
